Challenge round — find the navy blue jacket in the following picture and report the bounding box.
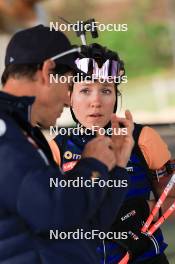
[0,91,129,264]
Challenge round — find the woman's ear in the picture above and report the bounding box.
[41,59,56,85]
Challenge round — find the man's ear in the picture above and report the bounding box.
[42,59,56,85]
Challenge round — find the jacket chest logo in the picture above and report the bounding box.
[64,151,81,160]
[63,161,78,172]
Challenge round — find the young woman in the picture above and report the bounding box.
[49,45,174,264]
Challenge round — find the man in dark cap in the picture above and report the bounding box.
[0,25,133,263]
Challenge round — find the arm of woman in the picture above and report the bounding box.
[139,126,175,219]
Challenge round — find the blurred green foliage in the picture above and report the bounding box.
[48,0,175,79]
[69,22,172,78]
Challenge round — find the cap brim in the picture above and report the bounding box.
[54,52,87,79]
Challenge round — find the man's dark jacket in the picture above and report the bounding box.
[0,91,129,264]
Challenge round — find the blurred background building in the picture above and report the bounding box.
[0,1,175,262]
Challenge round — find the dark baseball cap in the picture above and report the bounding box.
[5,24,81,74]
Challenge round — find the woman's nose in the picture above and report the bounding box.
[90,92,102,108]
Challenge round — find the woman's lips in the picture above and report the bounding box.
[89,113,102,116]
[88,114,103,118]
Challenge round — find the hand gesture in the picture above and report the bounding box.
[111,110,134,168]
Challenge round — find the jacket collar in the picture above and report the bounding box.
[0,91,35,122]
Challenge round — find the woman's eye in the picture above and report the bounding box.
[80,88,90,94]
[102,89,112,94]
